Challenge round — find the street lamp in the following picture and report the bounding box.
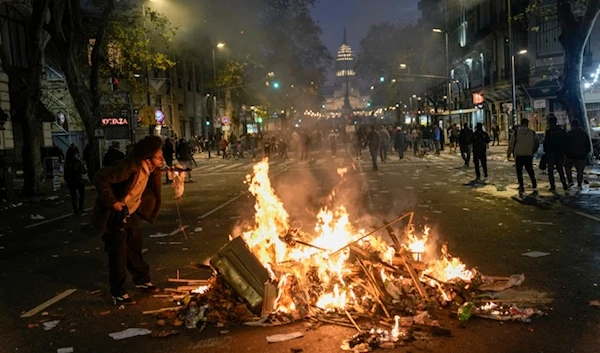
[433,28,450,111]
[510,48,528,126]
[212,42,226,127]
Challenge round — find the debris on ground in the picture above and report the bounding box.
[521,251,551,258]
[30,214,45,220]
[56,348,74,353]
[108,328,153,340]
[43,320,60,331]
[266,332,304,343]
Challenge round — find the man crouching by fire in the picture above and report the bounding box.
[92,136,164,305]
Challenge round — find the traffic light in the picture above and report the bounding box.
[273,82,280,89]
[110,77,119,91]
[379,76,385,83]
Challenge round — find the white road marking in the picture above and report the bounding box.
[23,208,93,229]
[575,211,600,223]
[21,289,78,318]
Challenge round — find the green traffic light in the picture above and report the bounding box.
[379,76,385,82]
[273,82,280,89]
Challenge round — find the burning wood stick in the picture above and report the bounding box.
[330,213,414,256]
[345,310,363,332]
[313,317,356,329]
[167,278,210,284]
[356,260,391,319]
[382,219,403,250]
[401,255,430,301]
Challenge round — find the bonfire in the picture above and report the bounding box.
[152,159,543,350]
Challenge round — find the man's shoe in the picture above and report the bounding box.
[135,282,160,294]
[113,293,136,306]
[578,183,583,188]
[549,186,556,191]
[562,182,569,191]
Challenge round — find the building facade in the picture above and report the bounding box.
[321,30,370,117]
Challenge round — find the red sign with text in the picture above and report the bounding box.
[102,118,128,126]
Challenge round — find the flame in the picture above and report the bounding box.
[192,285,211,294]
[239,159,474,315]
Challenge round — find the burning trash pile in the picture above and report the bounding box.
[152,160,545,350]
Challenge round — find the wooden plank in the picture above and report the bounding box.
[167,278,210,284]
[142,306,183,315]
[21,289,77,318]
[401,255,430,301]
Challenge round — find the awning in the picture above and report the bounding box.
[523,80,560,99]
[432,107,481,116]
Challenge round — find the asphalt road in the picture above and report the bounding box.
[1,147,600,353]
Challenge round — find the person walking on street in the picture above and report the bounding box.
[219,137,229,159]
[92,136,164,305]
[471,123,490,180]
[565,119,591,188]
[162,138,174,184]
[459,123,473,167]
[492,124,501,146]
[449,124,459,153]
[432,124,441,155]
[507,118,538,194]
[103,141,125,167]
[176,139,193,182]
[64,148,87,215]
[412,127,421,156]
[394,127,407,160]
[364,125,381,171]
[379,126,390,162]
[543,115,569,191]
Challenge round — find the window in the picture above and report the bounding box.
[153,69,160,78]
[178,78,183,88]
[178,103,184,111]
[156,95,162,105]
[196,83,200,93]
[537,16,561,56]
[187,80,192,91]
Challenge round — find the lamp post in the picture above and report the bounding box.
[212,42,225,130]
[433,28,451,114]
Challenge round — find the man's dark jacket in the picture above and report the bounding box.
[103,148,125,167]
[566,126,592,160]
[471,130,490,156]
[92,156,162,233]
[543,125,567,154]
[459,128,473,147]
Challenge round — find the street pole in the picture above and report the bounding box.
[212,48,217,125]
[143,3,153,136]
[508,0,517,127]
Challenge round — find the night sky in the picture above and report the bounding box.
[312,0,421,81]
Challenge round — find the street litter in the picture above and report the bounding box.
[266,332,303,343]
[43,320,60,330]
[532,222,553,225]
[589,300,600,307]
[108,328,152,340]
[149,233,170,238]
[522,251,551,258]
[30,214,45,220]
[194,227,204,232]
[57,348,74,353]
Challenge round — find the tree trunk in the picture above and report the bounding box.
[21,102,43,195]
[557,33,588,130]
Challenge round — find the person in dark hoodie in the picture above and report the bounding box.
[565,119,591,188]
[103,142,125,167]
[64,148,87,214]
[458,123,473,167]
[471,123,490,180]
[543,114,568,191]
[508,118,538,193]
[364,125,381,171]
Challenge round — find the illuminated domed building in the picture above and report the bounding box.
[321,29,370,117]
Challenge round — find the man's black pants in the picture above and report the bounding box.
[473,153,487,178]
[515,156,537,190]
[67,182,85,212]
[103,214,150,297]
